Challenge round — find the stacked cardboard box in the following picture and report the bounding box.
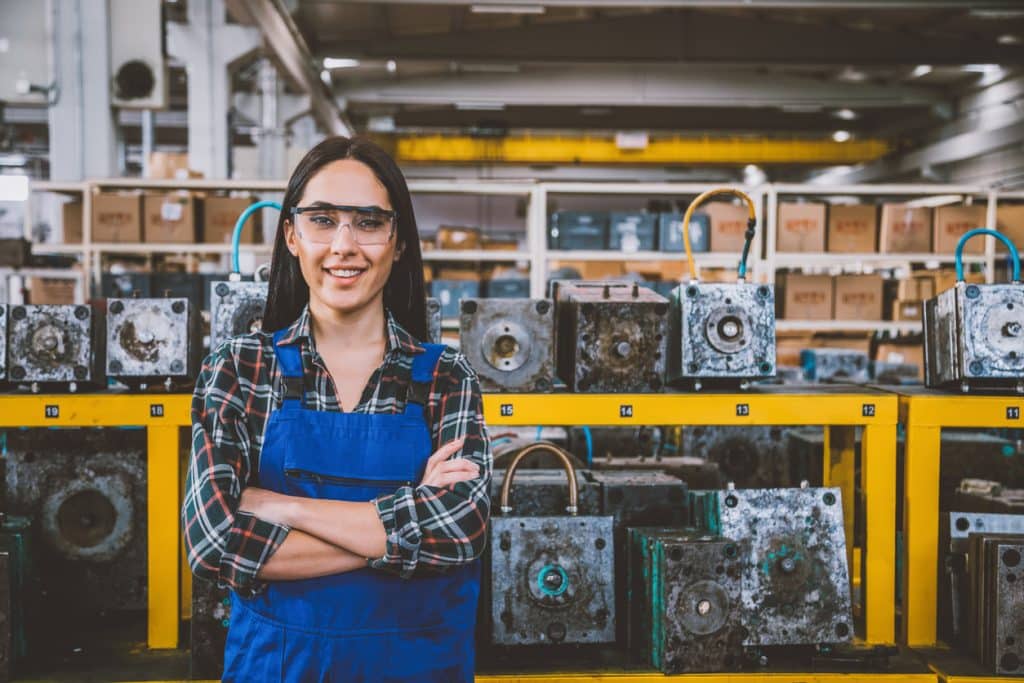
[776,202,826,252]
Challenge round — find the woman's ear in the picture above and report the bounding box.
[284,220,299,257]
[394,239,406,263]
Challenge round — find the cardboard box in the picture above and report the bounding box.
[659,260,689,282]
[897,275,936,301]
[880,204,932,253]
[92,191,142,243]
[996,204,1024,250]
[203,196,259,244]
[435,267,479,281]
[624,260,663,279]
[62,201,83,244]
[783,273,833,320]
[436,225,482,251]
[705,202,749,252]
[875,342,924,380]
[581,261,626,280]
[29,277,76,304]
[810,333,872,355]
[834,274,884,320]
[827,204,877,253]
[933,267,985,294]
[776,331,815,367]
[777,202,826,252]
[892,299,923,321]
[144,192,197,244]
[482,238,519,251]
[147,152,202,180]
[934,205,986,254]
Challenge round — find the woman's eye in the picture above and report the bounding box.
[310,214,335,226]
[357,219,384,230]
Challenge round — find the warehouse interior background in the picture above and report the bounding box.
[2,0,1024,682]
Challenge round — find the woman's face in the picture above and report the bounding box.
[285,158,402,318]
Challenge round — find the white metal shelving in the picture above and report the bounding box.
[777,320,922,334]
[21,179,1023,338]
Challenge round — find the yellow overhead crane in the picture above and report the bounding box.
[391,134,890,165]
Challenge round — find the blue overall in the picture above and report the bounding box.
[222,331,480,682]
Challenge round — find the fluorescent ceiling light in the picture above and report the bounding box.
[832,130,851,143]
[911,64,932,78]
[454,102,506,111]
[320,69,332,86]
[0,154,27,167]
[905,194,963,209]
[461,63,521,74]
[0,174,29,202]
[963,64,1000,73]
[323,58,360,69]
[836,67,867,83]
[470,4,545,14]
[386,60,397,74]
[833,108,857,121]
[998,34,1021,45]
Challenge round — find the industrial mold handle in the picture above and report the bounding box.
[955,228,1021,284]
[499,441,579,516]
[232,200,283,275]
[681,188,758,283]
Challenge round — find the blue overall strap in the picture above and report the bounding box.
[405,343,445,418]
[272,328,304,409]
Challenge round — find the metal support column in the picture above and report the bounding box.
[257,58,288,180]
[824,425,858,584]
[147,425,181,649]
[902,424,941,646]
[860,422,898,645]
[167,0,260,179]
[48,0,118,180]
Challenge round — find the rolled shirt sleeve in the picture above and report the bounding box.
[371,349,492,578]
[182,346,291,596]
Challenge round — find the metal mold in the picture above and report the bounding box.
[459,298,555,392]
[685,426,794,489]
[670,282,776,385]
[426,297,441,343]
[209,280,267,351]
[716,487,853,646]
[553,281,669,393]
[106,297,199,386]
[924,283,1024,392]
[489,469,600,519]
[7,305,104,390]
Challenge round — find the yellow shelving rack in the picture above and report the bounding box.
[896,387,1024,649]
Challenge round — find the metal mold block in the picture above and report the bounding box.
[106,298,199,384]
[459,298,555,392]
[717,487,853,646]
[553,281,668,393]
[209,280,267,351]
[685,426,794,489]
[924,283,1024,392]
[490,469,601,519]
[426,297,442,344]
[490,514,615,645]
[670,281,776,384]
[991,541,1024,675]
[191,576,231,680]
[7,305,104,389]
[801,348,870,383]
[0,305,6,381]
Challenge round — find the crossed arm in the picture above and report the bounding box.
[241,438,479,581]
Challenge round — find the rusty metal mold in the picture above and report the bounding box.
[106,297,199,386]
[426,297,441,344]
[716,487,853,647]
[924,283,1024,393]
[685,426,794,489]
[209,280,267,351]
[552,281,668,393]
[7,305,104,390]
[669,282,776,385]
[460,298,555,392]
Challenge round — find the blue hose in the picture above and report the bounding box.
[232,201,282,274]
[955,228,1021,283]
[582,426,593,468]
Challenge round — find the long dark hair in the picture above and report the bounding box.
[262,136,428,340]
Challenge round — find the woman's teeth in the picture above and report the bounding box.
[327,268,363,277]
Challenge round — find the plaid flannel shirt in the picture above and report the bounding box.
[182,305,492,595]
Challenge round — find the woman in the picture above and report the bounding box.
[182,136,491,682]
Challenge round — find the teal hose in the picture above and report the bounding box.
[955,228,1021,283]
[232,200,282,274]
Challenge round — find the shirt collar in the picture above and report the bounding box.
[276,304,424,356]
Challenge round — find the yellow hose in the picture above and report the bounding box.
[682,187,758,281]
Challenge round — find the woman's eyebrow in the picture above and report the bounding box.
[303,200,391,211]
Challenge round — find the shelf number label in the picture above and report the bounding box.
[1009,406,1021,421]
[620,405,633,418]
[736,404,750,417]
[500,404,514,417]
[150,404,164,418]
[44,405,59,419]
[862,404,876,418]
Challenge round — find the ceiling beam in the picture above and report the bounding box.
[231,0,353,136]
[339,65,942,109]
[340,0,1024,8]
[317,9,1021,66]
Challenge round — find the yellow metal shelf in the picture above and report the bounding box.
[917,645,1014,683]
[475,675,934,682]
[894,387,1024,648]
[0,391,190,652]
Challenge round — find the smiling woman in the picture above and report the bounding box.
[182,136,492,682]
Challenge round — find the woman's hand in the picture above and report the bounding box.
[420,437,480,489]
[239,487,296,527]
